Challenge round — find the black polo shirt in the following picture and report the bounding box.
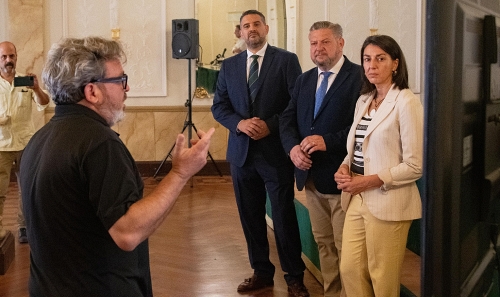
[20,104,151,297]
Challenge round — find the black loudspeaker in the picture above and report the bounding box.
[172,19,199,59]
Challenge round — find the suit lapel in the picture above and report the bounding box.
[325,63,351,98]
[236,52,251,110]
[251,46,276,102]
[303,72,318,123]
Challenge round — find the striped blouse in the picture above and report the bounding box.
[351,109,374,174]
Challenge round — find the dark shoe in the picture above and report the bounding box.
[18,227,28,244]
[287,280,309,297]
[237,274,274,292]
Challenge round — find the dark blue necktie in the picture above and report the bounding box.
[248,55,259,103]
[314,71,332,118]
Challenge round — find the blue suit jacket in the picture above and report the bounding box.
[212,45,302,168]
[280,56,362,193]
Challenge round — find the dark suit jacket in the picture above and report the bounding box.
[212,45,302,168]
[280,56,362,194]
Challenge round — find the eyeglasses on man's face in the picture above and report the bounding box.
[91,74,128,90]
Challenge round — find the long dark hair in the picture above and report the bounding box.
[360,35,409,95]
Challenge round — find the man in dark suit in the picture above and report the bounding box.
[212,10,308,297]
[280,22,362,297]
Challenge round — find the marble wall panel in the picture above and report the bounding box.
[7,0,47,132]
[8,0,45,76]
[154,110,191,161]
[153,109,228,161]
[42,108,229,162]
[190,110,228,160]
[115,111,156,161]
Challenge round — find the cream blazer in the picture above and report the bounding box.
[341,84,423,221]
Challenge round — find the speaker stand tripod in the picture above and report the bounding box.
[153,59,222,180]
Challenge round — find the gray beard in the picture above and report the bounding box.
[108,109,125,127]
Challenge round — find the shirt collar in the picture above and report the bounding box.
[55,104,110,127]
[0,72,22,84]
[246,42,268,61]
[317,55,345,77]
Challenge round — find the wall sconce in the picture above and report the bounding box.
[111,28,120,40]
[110,0,119,40]
[369,0,379,35]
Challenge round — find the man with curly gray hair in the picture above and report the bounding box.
[19,36,214,297]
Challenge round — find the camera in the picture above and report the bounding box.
[13,76,34,87]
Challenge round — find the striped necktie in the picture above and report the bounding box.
[248,55,259,103]
[314,71,332,118]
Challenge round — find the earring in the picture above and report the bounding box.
[392,70,397,76]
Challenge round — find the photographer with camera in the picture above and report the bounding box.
[0,41,49,243]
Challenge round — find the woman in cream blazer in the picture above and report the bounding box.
[334,35,423,297]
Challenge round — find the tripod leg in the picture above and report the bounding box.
[207,151,223,177]
[153,142,176,179]
[153,121,190,179]
[190,123,223,177]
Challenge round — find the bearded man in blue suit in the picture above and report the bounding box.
[280,22,362,297]
[212,9,309,297]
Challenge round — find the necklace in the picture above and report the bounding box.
[374,97,385,108]
[369,96,385,117]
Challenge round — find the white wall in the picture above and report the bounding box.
[196,0,260,64]
[295,0,423,95]
[42,0,424,109]
[44,0,197,107]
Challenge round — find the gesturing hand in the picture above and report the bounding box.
[171,128,215,180]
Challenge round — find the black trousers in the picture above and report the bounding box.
[230,149,305,284]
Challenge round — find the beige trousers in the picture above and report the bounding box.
[0,151,24,234]
[340,194,411,297]
[305,179,346,297]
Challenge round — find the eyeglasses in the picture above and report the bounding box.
[91,74,128,90]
